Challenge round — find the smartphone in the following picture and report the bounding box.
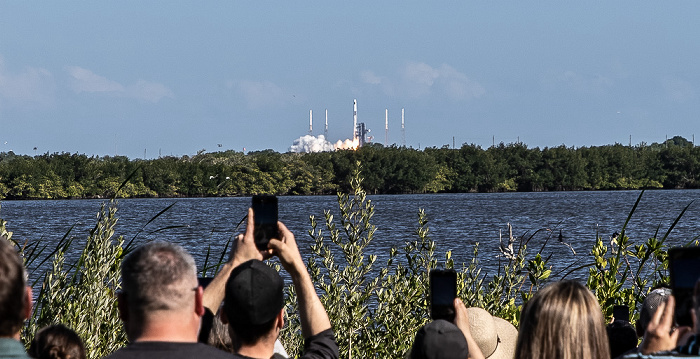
[613,305,630,322]
[430,269,457,322]
[668,246,700,327]
[252,195,279,251]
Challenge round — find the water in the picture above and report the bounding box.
[2,190,700,282]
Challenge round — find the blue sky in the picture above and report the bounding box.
[1,1,698,158]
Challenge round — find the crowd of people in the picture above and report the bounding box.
[2,208,700,359]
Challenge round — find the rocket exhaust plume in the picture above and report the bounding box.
[290,135,358,152]
[309,110,313,134]
[290,135,334,153]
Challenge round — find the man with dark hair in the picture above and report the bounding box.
[410,298,485,359]
[105,241,231,359]
[202,209,338,359]
[0,237,33,359]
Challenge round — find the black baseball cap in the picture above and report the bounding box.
[410,319,469,359]
[223,259,285,326]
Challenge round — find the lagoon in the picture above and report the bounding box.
[2,190,699,280]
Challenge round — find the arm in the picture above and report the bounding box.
[202,208,264,313]
[453,298,485,359]
[268,222,331,338]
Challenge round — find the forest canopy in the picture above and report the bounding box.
[0,136,698,199]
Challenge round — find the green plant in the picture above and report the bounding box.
[585,190,694,322]
[281,163,554,357]
[24,201,126,359]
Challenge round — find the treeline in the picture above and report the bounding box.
[0,136,699,199]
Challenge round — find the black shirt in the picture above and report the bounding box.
[104,341,233,359]
[230,329,338,359]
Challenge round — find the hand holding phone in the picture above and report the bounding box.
[430,269,457,322]
[252,195,279,251]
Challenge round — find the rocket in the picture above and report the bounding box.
[353,99,358,142]
[309,109,313,134]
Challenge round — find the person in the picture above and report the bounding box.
[409,298,485,359]
[105,241,231,359]
[636,288,671,339]
[0,237,33,359]
[607,320,637,359]
[514,280,610,359]
[465,307,518,359]
[28,324,86,359]
[201,208,338,359]
[622,280,700,357]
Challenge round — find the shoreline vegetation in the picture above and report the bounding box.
[1,165,697,358]
[1,136,700,200]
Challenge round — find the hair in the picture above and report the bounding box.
[514,280,610,359]
[29,324,86,359]
[120,241,197,318]
[0,238,28,337]
[606,320,637,359]
[206,313,234,352]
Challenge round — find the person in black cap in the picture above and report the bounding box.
[410,298,485,359]
[201,208,338,359]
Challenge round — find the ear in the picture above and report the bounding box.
[194,286,205,317]
[23,287,32,320]
[276,308,285,330]
[117,292,129,322]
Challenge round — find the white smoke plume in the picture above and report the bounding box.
[290,135,336,153]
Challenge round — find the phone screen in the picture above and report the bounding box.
[252,195,279,251]
[430,269,457,322]
[669,247,700,327]
[613,305,630,322]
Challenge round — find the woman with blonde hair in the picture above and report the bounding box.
[515,280,610,359]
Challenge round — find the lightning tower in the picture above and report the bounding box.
[385,109,388,146]
[401,108,406,147]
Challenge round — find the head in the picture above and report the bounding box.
[606,320,637,359]
[0,238,31,339]
[465,307,518,359]
[118,241,201,339]
[636,287,671,337]
[29,324,86,359]
[222,259,285,348]
[409,319,469,359]
[515,280,610,359]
